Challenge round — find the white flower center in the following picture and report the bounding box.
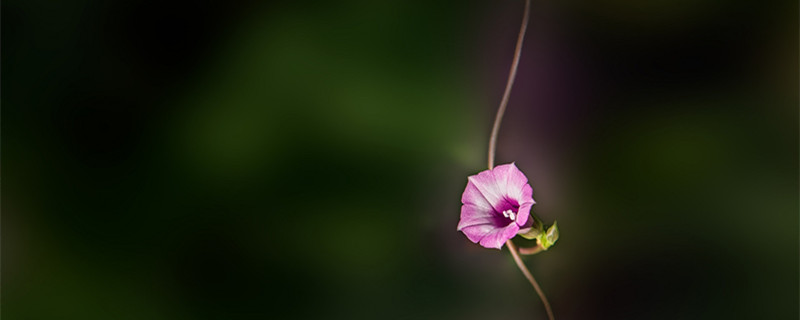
[502,209,516,221]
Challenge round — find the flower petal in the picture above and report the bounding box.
[520,182,535,205]
[459,224,496,244]
[467,170,508,213]
[460,222,519,249]
[457,204,496,230]
[461,180,493,212]
[516,200,533,227]
[493,163,532,203]
[478,223,520,249]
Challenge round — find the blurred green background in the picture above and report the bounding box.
[3,0,797,319]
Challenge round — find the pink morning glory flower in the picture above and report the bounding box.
[457,163,535,249]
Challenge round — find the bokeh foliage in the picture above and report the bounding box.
[3,0,797,319]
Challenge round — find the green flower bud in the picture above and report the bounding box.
[537,221,559,250]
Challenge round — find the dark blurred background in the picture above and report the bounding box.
[3,0,798,319]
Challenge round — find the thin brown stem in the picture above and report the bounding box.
[485,1,552,318]
[506,240,554,320]
[518,244,544,255]
[487,0,531,169]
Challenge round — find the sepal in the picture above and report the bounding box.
[518,216,544,239]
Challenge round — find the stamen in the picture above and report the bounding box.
[502,209,516,220]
